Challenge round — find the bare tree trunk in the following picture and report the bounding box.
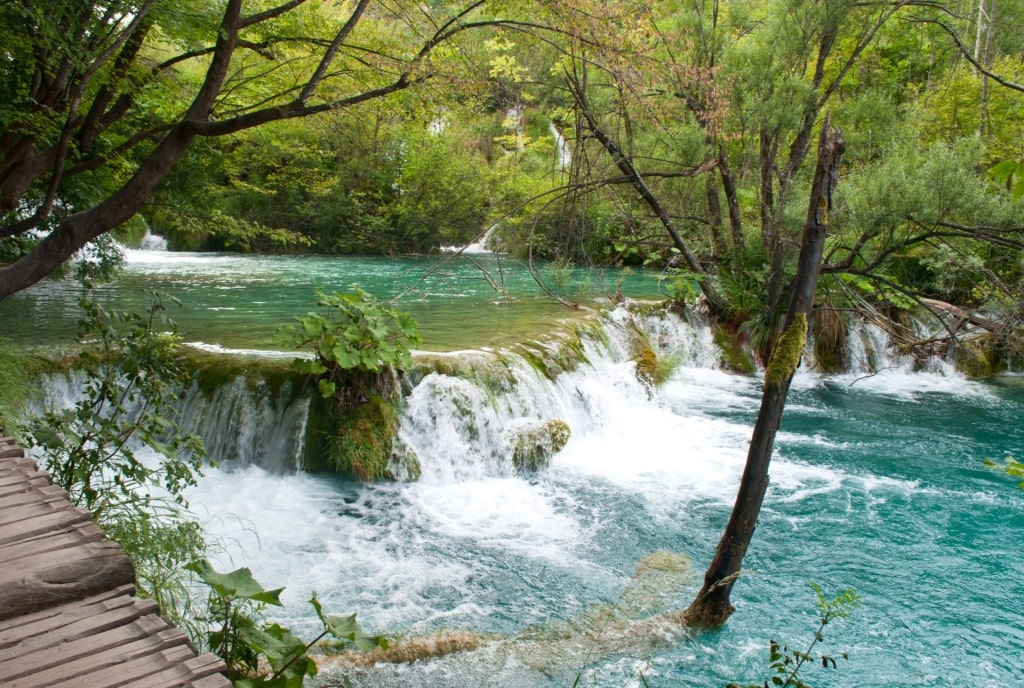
[706,174,727,258]
[683,115,845,629]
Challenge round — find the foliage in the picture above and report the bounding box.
[728,584,860,688]
[0,342,46,432]
[274,288,421,402]
[989,161,1024,202]
[20,288,209,633]
[323,394,400,481]
[984,454,1024,488]
[23,289,205,514]
[188,559,387,687]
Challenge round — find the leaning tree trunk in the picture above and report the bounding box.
[683,115,846,629]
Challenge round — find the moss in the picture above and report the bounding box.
[510,419,571,472]
[178,348,303,403]
[513,326,592,382]
[389,435,422,482]
[812,308,848,374]
[618,551,695,618]
[764,313,808,389]
[0,346,57,432]
[316,394,400,481]
[712,325,756,375]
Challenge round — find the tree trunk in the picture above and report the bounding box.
[684,115,845,629]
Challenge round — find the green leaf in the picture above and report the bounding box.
[186,559,284,605]
[317,379,336,399]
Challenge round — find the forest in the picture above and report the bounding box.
[1,1,1024,687]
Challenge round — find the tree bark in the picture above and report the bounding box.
[684,115,845,629]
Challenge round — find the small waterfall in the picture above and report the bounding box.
[179,376,310,473]
[440,224,499,254]
[139,230,168,251]
[397,306,722,484]
[549,122,571,170]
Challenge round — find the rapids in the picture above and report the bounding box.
[15,248,1024,686]
[182,311,1023,688]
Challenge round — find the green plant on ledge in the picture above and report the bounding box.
[276,289,421,480]
[274,288,421,403]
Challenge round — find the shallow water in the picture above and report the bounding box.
[0,250,661,351]
[186,353,1024,687]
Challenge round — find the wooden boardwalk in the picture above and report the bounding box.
[0,436,230,688]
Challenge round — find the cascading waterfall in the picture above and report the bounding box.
[397,306,723,484]
[26,298,1023,687]
[549,122,571,170]
[138,230,168,251]
[178,375,310,473]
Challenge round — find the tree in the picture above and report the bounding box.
[0,0,508,302]
[685,116,846,628]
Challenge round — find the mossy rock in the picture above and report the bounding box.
[389,435,422,482]
[305,394,400,481]
[712,324,756,375]
[633,346,660,389]
[508,419,571,472]
[178,348,303,403]
[957,334,1005,378]
[812,308,848,374]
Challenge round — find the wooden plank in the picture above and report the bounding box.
[0,496,80,526]
[0,478,50,497]
[0,506,92,545]
[0,483,71,509]
[0,519,107,562]
[0,540,135,620]
[2,613,174,679]
[0,587,141,648]
[11,635,196,688]
[117,655,233,688]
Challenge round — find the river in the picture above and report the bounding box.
[8,248,1024,686]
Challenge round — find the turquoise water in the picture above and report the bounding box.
[10,251,1023,686]
[180,318,1024,687]
[0,251,662,351]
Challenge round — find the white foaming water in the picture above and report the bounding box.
[440,224,499,255]
[138,230,168,251]
[549,121,571,169]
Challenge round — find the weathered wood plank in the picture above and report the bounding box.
[117,654,233,688]
[0,483,71,509]
[0,540,135,620]
[2,613,174,679]
[12,637,196,688]
[0,495,82,526]
[0,505,93,545]
[0,586,141,648]
[0,518,107,562]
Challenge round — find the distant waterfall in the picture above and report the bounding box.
[139,230,168,251]
[550,122,571,170]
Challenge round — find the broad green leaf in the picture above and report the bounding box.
[186,559,284,605]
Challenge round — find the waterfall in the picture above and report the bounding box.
[179,376,310,473]
[397,305,723,484]
[549,122,571,170]
[440,224,499,254]
[139,230,168,251]
[30,303,969,484]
